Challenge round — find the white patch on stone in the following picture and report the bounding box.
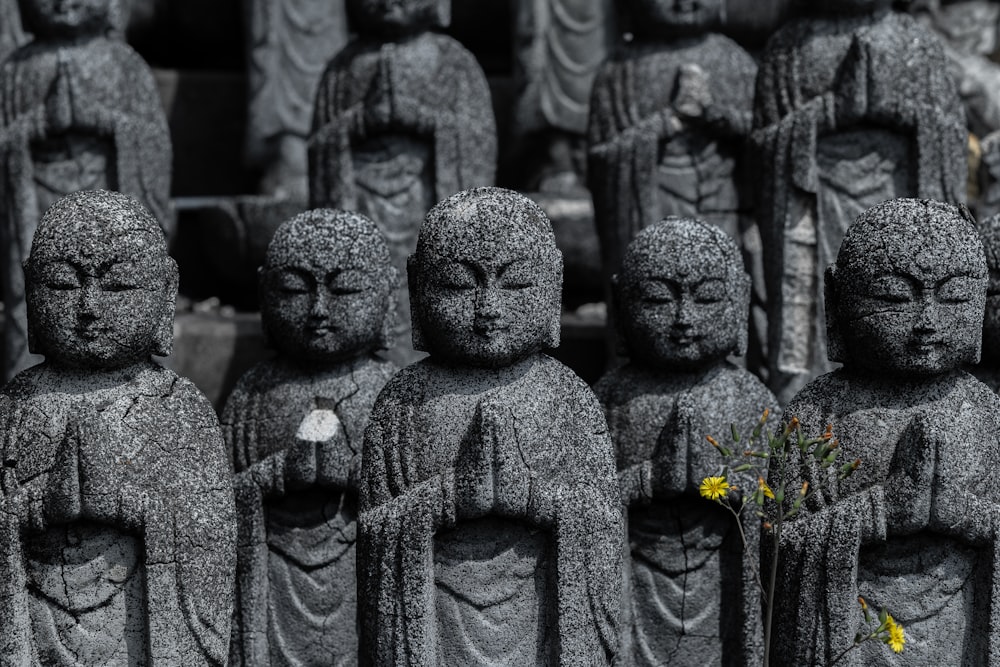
[296,409,342,443]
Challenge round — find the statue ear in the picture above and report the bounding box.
[545,252,563,349]
[152,259,179,357]
[824,265,845,364]
[435,0,451,27]
[407,255,427,352]
[734,271,750,358]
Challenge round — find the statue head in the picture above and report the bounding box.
[347,0,450,39]
[826,198,987,377]
[622,0,724,37]
[25,189,177,370]
[19,0,114,40]
[977,213,1000,367]
[614,217,749,371]
[259,209,397,366]
[408,187,562,368]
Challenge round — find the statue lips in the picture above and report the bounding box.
[75,324,106,341]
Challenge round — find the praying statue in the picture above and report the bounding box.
[595,217,777,666]
[358,187,623,665]
[226,209,398,666]
[0,0,172,381]
[309,0,496,366]
[751,0,966,402]
[0,190,234,665]
[773,198,1000,666]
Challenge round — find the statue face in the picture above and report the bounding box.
[348,0,440,35]
[625,0,723,32]
[260,218,394,365]
[27,229,169,369]
[21,0,112,38]
[619,225,744,370]
[837,234,986,377]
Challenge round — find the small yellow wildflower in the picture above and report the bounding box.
[706,435,720,448]
[857,596,867,611]
[699,476,729,501]
[757,477,775,499]
[886,614,905,654]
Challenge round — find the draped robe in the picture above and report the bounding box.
[225,356,395,666]
[775,370,1000,666]
[0,362,234,666]
[595,362,776,667]
[358,355,622,666]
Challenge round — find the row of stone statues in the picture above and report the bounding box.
[4,0,998,401]
[4,185,998,665]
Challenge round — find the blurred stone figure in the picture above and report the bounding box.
[595,217,776,666]
[0,190,234,665]
[226,210,397,666]
[358,188,623,665]
[0,0,171,380]
[0,0,25,62]
[245,0,349,199]
[309,0,496,366]
[751,0,966,402]
[774,199,1000,666]
[511,0,614,192]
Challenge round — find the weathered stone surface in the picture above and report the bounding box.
[751,0,967,403]
[0,0,24,63]
[510,0,613,192]
[775,198,1000,666]
[359,187,622,664]
[245,0,349,199]
[0,189,234,665]
[0,0,172,381]
[595,217,776,666]
[225,209,397,666]
[587,0,759,364]
[309,0,496,367]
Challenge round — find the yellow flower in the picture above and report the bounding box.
[700,476,729,501]
[885,614,905,654]
[757,477,775,499]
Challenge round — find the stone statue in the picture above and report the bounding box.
[358,187,623,665]
[594,217,776,666]
[774,198,1000,666]
[225,209,398,666]
[0,190,235,665]
[309,0,497,366]
[244,0,349,199]
[511,0,614,192]
[751,0,967,402]
[0,0,172,381]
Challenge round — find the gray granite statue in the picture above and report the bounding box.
[245,0,349,199]
[587,0,757,288]
[594,217,776,667]
[511,0,614,192]
[358,187,623,665]
[751,0,967,403]
[0,190,235,665]
[775,198,1000,666]
[0,0,172,382]
[225,209,398,666]
[309,0,497,367]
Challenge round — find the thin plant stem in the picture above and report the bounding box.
[762,518,780,667]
